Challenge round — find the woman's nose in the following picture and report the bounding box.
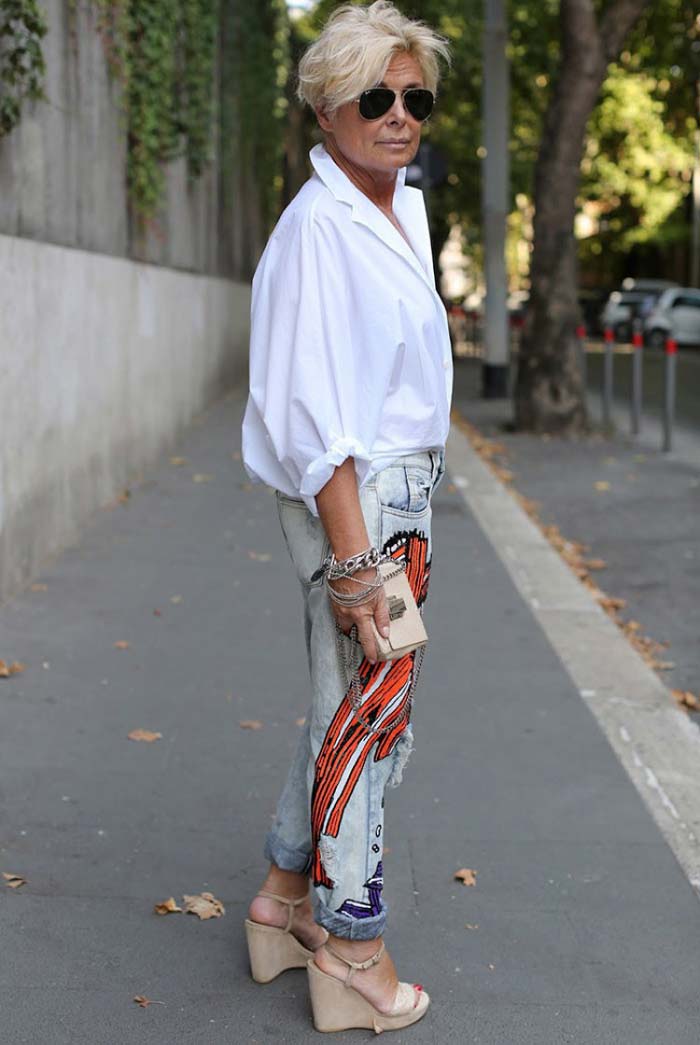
[386,95,408,123]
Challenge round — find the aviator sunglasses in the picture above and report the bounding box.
[356,87,435,122]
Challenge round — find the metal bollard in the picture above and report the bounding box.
[603,326,615,429]
[576,323,587,390]
[631,320,643,436]
[663,336,677,452]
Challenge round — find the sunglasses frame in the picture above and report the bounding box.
[355,87,435,123]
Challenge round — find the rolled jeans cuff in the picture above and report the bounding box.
[264,830,312,876]
[314,897,387,941]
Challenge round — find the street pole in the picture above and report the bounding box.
[481,0,510,398]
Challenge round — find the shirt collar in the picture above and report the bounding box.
[309,142,407,205]
[309,143,431,286]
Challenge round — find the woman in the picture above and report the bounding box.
[241,1,451,1033]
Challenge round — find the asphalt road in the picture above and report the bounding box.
[1,388,700,1043]
[584,343,700,436]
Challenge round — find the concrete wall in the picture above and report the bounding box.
[0,232,251,601]
[0,0,263,280]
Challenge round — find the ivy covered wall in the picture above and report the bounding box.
[0,0,289,280]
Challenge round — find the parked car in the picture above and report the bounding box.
[600,279,678,342]
[644,287,700,349]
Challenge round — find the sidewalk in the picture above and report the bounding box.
[1,387,700,1044]
[453,356,700,705]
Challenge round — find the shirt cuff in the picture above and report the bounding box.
[298,437,372,516]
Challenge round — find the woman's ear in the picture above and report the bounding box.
[315,105,334,133]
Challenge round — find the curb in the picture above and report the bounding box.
[446,423,700,897]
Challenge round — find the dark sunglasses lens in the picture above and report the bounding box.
[358,88,395,120]
[404,89,434,121]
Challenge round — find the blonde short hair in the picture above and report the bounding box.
[297,1,450,114]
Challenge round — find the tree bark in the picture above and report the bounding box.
[514,0,652,433]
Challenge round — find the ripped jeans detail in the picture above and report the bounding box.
[263,449,444,940]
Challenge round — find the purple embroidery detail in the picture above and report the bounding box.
[336,861,384,919]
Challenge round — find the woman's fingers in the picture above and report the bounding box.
[373,588,390,641]
[355,617,379,664]
[331,588,391,666]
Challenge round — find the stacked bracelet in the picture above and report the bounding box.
[310,545,386,607]
[310,546,385,585]
[326,569,383,607]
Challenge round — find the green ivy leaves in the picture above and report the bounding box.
[0,0,289,234]
[92,0,221,222]
[0,0,47,138]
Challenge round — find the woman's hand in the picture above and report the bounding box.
[328,566,391,665]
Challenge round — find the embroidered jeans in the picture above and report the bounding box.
[264,449,446,940]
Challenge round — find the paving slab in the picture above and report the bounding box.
[1,388,699,1043]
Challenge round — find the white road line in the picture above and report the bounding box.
[447,424,700,897]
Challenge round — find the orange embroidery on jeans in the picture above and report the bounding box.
[310,530,430,889]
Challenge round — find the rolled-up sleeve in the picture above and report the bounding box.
[247,207,397,515]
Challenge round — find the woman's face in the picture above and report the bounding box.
[317,51,426,176]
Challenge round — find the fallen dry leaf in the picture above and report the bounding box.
[492,465,514,484]
[239,720,263,731]
[170,456,188,466]
[30,583,48,592]
[3,872,27,889]
[154,896,182,916]
[239,481,254,491]
[170,595,183,605]
[128,729,162,743]
[584,558,607,571]
[672,689,700,711]
[231,451,242,461]
[153,609,162,617]
[453,406,681,710]
[182,891,225,920]
[248,551,272,562]
[454,868,477,886]
[192,473,214,483]
[133,995,165,1008]
[465,923,479,930]
[118,489,131,504]
[295,717,306,727]
[114,641,130,650]
[0,661,25,678]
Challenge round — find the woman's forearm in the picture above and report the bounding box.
[315,457,371,559]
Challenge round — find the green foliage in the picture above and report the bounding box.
[582,66,694,252]
[178,0,219,179]
[87,0,221,222]
[0,0,47,137]
[125,0,180,220]
[236,0,290,228]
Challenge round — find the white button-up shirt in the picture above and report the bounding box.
[241,142,453,516]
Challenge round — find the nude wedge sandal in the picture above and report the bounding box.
[307,941,430,1034]
[245,892,319,984]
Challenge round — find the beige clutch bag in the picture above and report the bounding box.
[370,561,428,661]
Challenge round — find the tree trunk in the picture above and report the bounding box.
[514,0,652,433]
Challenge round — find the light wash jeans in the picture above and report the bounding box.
[264,449,446,940]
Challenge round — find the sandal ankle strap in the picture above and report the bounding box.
[325,941,385,986]
[256,891,307,933]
